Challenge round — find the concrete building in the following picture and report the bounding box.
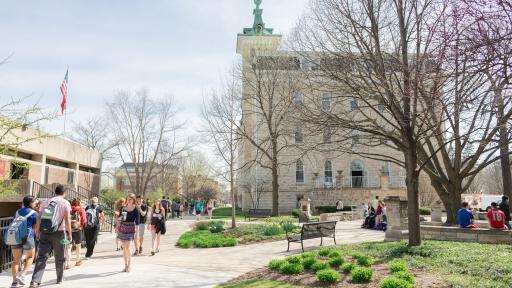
[236,2,409,213]
[114,162,181,196]
[0,125,102,216]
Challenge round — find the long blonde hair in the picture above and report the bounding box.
[126,193,136,207]
[115,198,126,211]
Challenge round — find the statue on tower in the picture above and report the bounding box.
[255,0,262,10]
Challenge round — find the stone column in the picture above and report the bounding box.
[336,170,343,190]
[430,200,444,223]
[299,197,311,218]
[384,196,409,241]
[380,170,389,191]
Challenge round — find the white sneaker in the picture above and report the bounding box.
[16,274,26,286]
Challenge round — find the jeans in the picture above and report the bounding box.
[84,226,99,258]
[31,231,66,284]
[505,220,511,230]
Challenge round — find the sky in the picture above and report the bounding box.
[0,0,309,137]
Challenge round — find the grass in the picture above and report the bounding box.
[176,230,237,248]
[217,279,301,288]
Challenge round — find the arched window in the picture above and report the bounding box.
[294,127,303,144]
[296,159,304,183]
[350,97,358,111]
[322,93,332,112]
[324,160,333,185]
[293,92,304,108]
[351,130,360,145]
[323,127,332,143]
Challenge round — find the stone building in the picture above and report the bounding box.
[114,162,181,196]
[236,1,408,213]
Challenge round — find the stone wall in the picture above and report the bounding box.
[421,225,512,244]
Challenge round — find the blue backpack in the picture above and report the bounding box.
[4,210,36,246]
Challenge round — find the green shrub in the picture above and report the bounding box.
[407,245,435,257]
[394,271,415,284]
[419,207,431,215]
[279,262,304,275]
[315,206,352,214]
[351,252,364,259]
[303,257,317,269]
[285,255,302,264]
[208,221,225,233]
[301,252,315,258]
[329,251,342,258]
[379,276,413,288]
[328,256,344,267]
[357,255,375,267]
[176,231,237,248]
[316,269,341,284]
[341,263,356,273]
[291,208,300,218]
[389,260,408,273]
[268,259,286,271]
[195,221,210,231]
[281,222,296,233]
[351,267,373,283]
[311,261,329,272]
[318,248,331,257]
[212,207,243,217]
[262,224,285,236]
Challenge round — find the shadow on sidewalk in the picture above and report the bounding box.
[40,271,122,286]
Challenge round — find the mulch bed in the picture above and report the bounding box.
[226,264,448,287]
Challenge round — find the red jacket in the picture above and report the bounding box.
[71,205,86,228]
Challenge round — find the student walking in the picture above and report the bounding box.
[134,195,147,255]
[66,198,86,269]
[29,185,72,288]
[117,193,140,272]
[149,199,166,255]
[114,198,126,251]
[83,197,104,259]
[194,199,204,221]
[207,199,214,220]
[6,196,38,288]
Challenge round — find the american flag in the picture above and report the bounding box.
[60,69,68,115]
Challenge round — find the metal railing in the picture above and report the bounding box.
[388,176,406,188]
[0,217,14,273]
[344,175,380,188]
[314,177,337,189]
[32,181,53,199]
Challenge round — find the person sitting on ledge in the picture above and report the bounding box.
[458,202,478,229]
[487,202,509,230]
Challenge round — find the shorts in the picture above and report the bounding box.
[195,210,202,215]
[71,230,83,244]
[11,237,35,251]
[138,224,145,236]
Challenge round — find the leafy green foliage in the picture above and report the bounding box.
[212,207,243,217]
[281,222,296,233]
[351,252,364,259]
[351,267,373,283]
[279,262,304,275]
[357,255,375,267]
[311,262,329,272]
[268,259,287,271]
[195,221,225,233]
[285,255,302,264]
[318,248,331,257]
[328,256,344,267]
[394,271,415,284]
[262,224,284,236]
[218,279,301,288]
[341,263,356,273]
[329,251,342,258]
[176,231,236,248]
[302,257,317,270]
[301,252,315,258]
[316,269,341,283]
[100,189,125,206]
[389,260,408,273]
[419,207,431,215]
[379,277,413,288]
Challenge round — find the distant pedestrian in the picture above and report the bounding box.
[7,195,38,288]
[149,199,166,255]
[179,202,184,219]
[117,193,140,272]
[29,184,72,287]
[189,202,194,215]
[66,198,86,269]
[161,196,169,219]
[498,196,511,230]
[336,200,344,211]
[114,198,126,251]
[135,195,147,255]
[207,199,214,220]
[194,199,204,221]
[83,197,104,259]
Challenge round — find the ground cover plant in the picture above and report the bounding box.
[225,240,512,287]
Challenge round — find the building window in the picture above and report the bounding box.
[67,171,74,185]
[350,98,358,111]
[301,58,320,71]
[294,127,303,144]
[350,160,366,188]
[324,160,333,184]
[351,130,360,145]
[323,127,332,143]
[293,92,304,108]
[381,161,390,175]
[321,93,332,112]
[296,159,304,183]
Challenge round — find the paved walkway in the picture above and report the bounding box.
[0,218,384,288]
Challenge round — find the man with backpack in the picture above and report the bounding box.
[29,184,72,288]
[83,197,104,259]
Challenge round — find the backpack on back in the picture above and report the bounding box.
[3,210,36,246]
[84,206,98,228]
[71,210,81,232]
[40,200,62,233]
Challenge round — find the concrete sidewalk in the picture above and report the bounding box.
[0,219,384,288]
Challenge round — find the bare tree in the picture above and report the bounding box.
[238,173,271,209]
[178,151,211,201]
[201,74,242,228]
[70,116,116,161]
[106,89,186,197]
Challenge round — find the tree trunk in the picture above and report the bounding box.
[431,179,461,225]
[405,148,421,246]
[498,112,512,206]
[230,168,236,229]
[271,164,279,217]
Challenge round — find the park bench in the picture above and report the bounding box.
[286,221,337,252]
[244,209,272,221]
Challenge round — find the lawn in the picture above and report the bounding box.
[222,240,512,288]
[176,217,299,248]
[211,207,245,220]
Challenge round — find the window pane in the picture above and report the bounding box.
[322,93,331,111]
[350,98,358,110]
[295,127,303,143]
